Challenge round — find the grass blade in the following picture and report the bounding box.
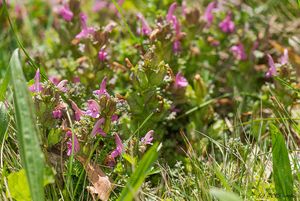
[210,188,242,201]
[2,0,47,80]
[117,143,159,201]
[270,124,294,201]
[10,49,45,201]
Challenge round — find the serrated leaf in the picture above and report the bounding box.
[10,49,45,201]
[270,124,294,201]
[117,143,159,201]
[210,188,242,201]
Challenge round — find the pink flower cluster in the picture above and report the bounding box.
[166,2,182,53]
[266,49,289,78]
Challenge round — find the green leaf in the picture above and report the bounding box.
[213,165,232,191]
[117,143,159,201]
[7,168,54,201]
[0,102,8,143]
[47,129,61,147]
[10,49,45,201]
[270,124,294,201]
[123,153,137,166]
[210,188,242,201]
[0,66,11,101]
[43,166,55,186]
[7,169,31,201]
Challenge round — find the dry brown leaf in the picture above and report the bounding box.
[77,156,114,201]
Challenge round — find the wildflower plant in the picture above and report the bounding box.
[1,0,300,200]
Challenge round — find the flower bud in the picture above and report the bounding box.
[193,74,207,103]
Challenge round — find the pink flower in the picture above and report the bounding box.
[204,1,217,27]
[104,22,117,33]
[73,76,81,83]
[230,43,247,61]
[98,49,108,62]
[111,114,118,122]
[59,4,73,21]
[219,13,235,33]
[280,49,289,65]
[166,3,182,53]
[170,104,180,113]
[29,69,43,93]
[93,0,124,14]
[52,109,63,119]
[93,77,109,98]
[71,100,85,121]
[141,130,154,145]
[173,16,181,37]
[15,5,22,19]
[75,13,96,39]
[56,80,68,92]
[0,0,10,6]
[211,40,220,46]
[91,118,106,137]
[266,54,277,78]
[166,2,177,22]
[110,134,123,158]
[52,103,66,119]
[173,40,181,53]
[166,3,181,35]
[86,100,100,118]
[174,72,188,88]
[182,0,187,16]
[49,76,60,85]
[93,0,108,12]
[66,131,80,156]
[137,13,152,36]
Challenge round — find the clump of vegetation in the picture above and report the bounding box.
[1,0,300,200]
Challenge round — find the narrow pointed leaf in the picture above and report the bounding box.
[270,124,294,201]
[10,49,45,201]
[117,143,159,201]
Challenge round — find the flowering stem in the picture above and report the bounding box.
[125,112,154,145]
[72,137,103,200]
[66,109,75,197]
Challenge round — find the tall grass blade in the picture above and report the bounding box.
[117,143,159,201]
[270,124,294,201]
[9,49,45,201]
